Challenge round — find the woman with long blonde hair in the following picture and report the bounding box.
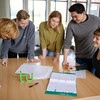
[39,11,64,61]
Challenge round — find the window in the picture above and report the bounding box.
[10,0,100,30]
[72,0,87,11]
[90,0,100,17]
[28,0,46,30]
[51,0,68,27]
[10,0,23,19]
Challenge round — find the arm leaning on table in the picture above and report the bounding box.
[62,23,73,66]
[38,22,47,59]
[27,22,40,62]
[1,39,11,65]
[68,63,88,71]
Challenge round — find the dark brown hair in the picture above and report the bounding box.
[94,28,100,36]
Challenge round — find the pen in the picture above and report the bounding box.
[29,82,39,88]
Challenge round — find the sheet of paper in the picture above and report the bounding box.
[46,72,77,94]
[15,63,53,79]
[70,70,86,78]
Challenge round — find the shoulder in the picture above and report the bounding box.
[67,20,76,28]
[40,21,47,27]
[28,20,35,27]
[59,24,64,31]
[88,14,100,20]
[26,20,35,31]
[39,21,48,31]
[60,24,64,28]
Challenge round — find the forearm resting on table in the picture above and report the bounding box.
[53,52,60,61]
[63,49,70,65]
[56,52,60,58]
[38,48,46,59]
[42,48,46,57]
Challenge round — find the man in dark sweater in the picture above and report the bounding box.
[1,10,40,65]
[62,3,100,73]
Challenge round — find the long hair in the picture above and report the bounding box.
[0,18,19,39]
[47,11,62,33]
[94,28,100,59]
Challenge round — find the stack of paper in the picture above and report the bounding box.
[45,72,77,97]
[15,63,53,79]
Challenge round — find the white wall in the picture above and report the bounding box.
[0,0,10,54]
[0,0,10,18]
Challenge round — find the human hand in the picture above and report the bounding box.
[29,58,40,62]
[68,66,76,71]
[1,58,7,66]
[62,60,69,66]
[38,55,45,59]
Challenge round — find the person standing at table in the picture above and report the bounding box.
[0,18,19,88]
[38,11,64,61]
[68,28,100,79]
[1,10,40,65]
[62,3,100,73]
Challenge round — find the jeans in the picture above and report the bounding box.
[76,57,95,74]
[40,47,56,56]
[46,49,56,56]
[8,51,27,58]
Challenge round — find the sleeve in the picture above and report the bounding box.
[75,63,88,70]
[39,23,47,49]
[56,25,64,53]
[27,23,35,59]
[63,23,73,49]
[0,39,11,58]
[98,17,100,27]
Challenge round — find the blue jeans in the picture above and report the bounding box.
[76,57,95,74]
[40,47,56,56]
[46,49,56,56]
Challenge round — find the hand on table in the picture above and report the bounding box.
[38,55,45,59]
[68,66,76,71]
[1,58,7,66]
[62,60,69,66]
[29,58,40,62]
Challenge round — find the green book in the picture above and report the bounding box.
[45,72,77,97]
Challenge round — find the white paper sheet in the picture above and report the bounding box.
[46,72,77,94]
[70,70,86,78]
[15,63,53,79]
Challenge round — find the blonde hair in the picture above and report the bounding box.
[47,11,62,33]
[0,18,19,39]
[94,28,100,36]
[16,10,30,21]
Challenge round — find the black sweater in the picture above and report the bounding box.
[76,49,100,79]
[92,49,100,78]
